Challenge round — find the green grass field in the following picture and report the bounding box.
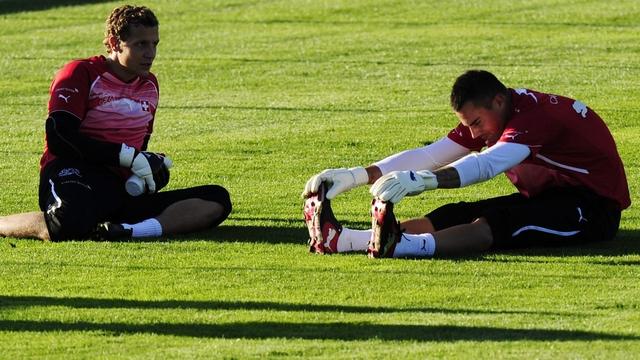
[1,0,639,358]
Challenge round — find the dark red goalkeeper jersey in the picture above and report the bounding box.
[41,55,159,171]
[448,88,630,210]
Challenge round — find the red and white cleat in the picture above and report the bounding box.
[303,183,342,254]
[368,198,401,258]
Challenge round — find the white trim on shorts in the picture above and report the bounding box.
[512,225,580,237]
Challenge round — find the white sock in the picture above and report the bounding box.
[122,218,163,238]
[392,233,436,258]
[337,228,371,253]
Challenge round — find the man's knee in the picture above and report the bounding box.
[471,217,494,249]
[401,217,436,234]
[188,185,232,226]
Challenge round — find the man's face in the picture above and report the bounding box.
[454,95,507,145]
[112,25,159,79]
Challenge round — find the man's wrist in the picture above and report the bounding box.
[364,166,382,185]
[416,170,438,190]
[119,144,136,167]
[349,166,369,186]
[431,167,460,189]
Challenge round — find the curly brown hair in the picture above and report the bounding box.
[103,5,158,53]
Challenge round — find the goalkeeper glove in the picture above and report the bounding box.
[119,144,173,193]
[370,170,437,203]
[303,167,368,199]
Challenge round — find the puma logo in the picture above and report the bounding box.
[503,131,527,141]
[324,228,337,247]
[577,207,588,223]
[515,88,538,103]
[572,100,588,119]
[58,94,71,103]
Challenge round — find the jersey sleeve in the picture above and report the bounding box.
[447,123,485,152]
[499,113,561,157]
[450,142,531,186]
[142,74,159,150]
[498,90,570,156]
[48,60,91,119]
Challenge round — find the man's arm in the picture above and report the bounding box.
[446,141,531,187]
[365,137,471,187]
[370,142,531,202]
[46,111,122,165]
[304,137,472,199]
[433,167,461,188]
[373,136,470,175]
[434,141,531,189]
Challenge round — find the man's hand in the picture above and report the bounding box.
[303,167,368,199]
[370,170,437,203]
[120,144,172,193]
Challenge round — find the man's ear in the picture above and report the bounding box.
[492,92,507,110]
[107,35,121,53]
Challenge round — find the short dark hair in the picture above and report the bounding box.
[103,5,158,53]
[450,70,507,111]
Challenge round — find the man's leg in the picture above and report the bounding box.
[369,193,529,258]
[380,188,618,258]
[401,217,436,234]
[0,211,50,240]
[102,185,232,239]
[39,159,126,241]
[398,216,492,256]
[156,198,225,235]
[304,203,493,256]
[306,191,524,257]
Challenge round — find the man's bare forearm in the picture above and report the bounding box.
[434,167,461,188]
[365,165,382,184]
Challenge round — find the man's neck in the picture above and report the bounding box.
[105,56,138,83]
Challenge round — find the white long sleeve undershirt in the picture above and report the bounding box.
[450,142,531,186]
[374,136,531,187]
[373,137,470,175]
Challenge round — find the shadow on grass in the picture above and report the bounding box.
[0,319,636,342]
[192,225,640,258]
[184,224,306,245]
[0,0,110,15]
[0,295,577,317]
[482,229,640,264]
[163,103,448,114]
[178,220,371,245]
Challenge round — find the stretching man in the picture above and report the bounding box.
[0,5,231,241]
[303,70,629,258]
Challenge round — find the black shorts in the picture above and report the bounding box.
[426,187,621,249]
[39,158,232,241]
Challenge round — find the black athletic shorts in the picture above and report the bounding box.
[39,158,232,241]
[426,187,621,249]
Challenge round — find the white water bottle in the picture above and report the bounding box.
[125,174,145,196]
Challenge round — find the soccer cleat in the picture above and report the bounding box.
[93,222,133,241]
[303,182,342,254]
[368,198,402,258]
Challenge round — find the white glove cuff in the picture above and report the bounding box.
[416,170,438,190]
[349,167,369,186]
[119,144,136,167]
[163,156,173,169]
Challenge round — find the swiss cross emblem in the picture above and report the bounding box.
[141,101,150,112]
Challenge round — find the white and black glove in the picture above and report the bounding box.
[119,144,173,193]
[370,170,437,203]
[303,167,368,199]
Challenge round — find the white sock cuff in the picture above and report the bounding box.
[338,227,371,253]
[393,232,436,258]
[123,218,163,238]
